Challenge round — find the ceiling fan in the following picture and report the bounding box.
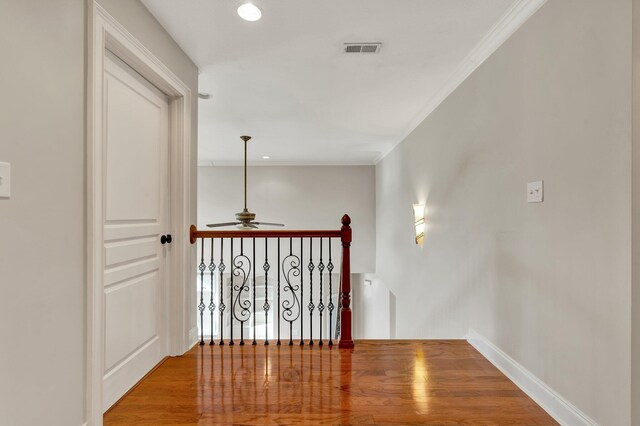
[206,136,285,230]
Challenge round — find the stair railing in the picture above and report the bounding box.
[189,214,354,349]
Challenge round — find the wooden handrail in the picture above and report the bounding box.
[188,214,353,349]
[190,225,341,244]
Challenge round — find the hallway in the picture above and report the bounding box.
[105,340,556,425]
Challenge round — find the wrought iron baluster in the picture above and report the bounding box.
[289,238,293,345]
[263,238,270,345]
[252,238,257,346]
[232,238,252,346]
[229,238,234,346]
[282,237,301,346]
[198,239,206,345]
[277,238,281,346]
[300,237,304,346]
[219,238,226,345]
[318,238,325,346]
[327,239,334,346]
[308,238,315,346]
[209,238,216,345]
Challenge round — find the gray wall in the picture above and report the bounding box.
[375,0,632,424]
[0,1,197,425]
[198,166,376,273]
[0,1,85,425]
[633,0,640,424]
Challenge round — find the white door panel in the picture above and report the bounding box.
[105,59,164,222]
[104,272,159,371]
[105,237,158,267]
[102,50,170,411]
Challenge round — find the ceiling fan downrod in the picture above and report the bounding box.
[205,135,284,229]
[241,135,251,212]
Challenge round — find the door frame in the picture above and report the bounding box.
[86,3,193,424]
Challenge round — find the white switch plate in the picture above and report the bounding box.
[0,162,10,198]
[527,180,543,203]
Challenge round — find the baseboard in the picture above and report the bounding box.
[466,329,598,426]
[189,326,198,349]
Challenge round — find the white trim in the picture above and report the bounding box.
[374,0,548,164]
[189,325,199,347]
[466,329,598,426]
[86,3,193,425]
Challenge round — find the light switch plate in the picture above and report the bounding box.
[527,180,543,203]
[0,162,10,198]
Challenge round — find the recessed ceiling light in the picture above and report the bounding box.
[237,3,262,21]
[262,156,270,159]
[198,92,211,100]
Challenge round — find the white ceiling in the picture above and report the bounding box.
[142,0,517,165]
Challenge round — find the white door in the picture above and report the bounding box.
[102,51,170,410]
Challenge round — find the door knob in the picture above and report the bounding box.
[166,234,172,244]
[160,234,172,245]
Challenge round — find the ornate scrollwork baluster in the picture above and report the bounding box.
[232,238,252,346]
[282,237,301,346]
[208,238,216,345]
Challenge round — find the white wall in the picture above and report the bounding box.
[375,0,632,425]
[352,274,394,339]
[198,166,375,273]
[0,1,197,425]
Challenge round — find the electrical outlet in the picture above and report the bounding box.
[0,162,10,198]
[527,181,543,203]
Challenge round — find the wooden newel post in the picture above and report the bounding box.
[338,214,354,349]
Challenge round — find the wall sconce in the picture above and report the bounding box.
[413,203,425,246]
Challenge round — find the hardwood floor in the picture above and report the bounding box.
[104,340,557,425]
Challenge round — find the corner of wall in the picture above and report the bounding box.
[632,0,640,424]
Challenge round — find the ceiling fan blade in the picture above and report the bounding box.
[252,222,285,227]
[206,222,241,228]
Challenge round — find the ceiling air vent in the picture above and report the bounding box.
[344,43,381,54]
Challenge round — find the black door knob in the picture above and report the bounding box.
[166,234,172,244]
[160,235,167,245]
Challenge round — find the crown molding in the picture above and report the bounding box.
[374,0,548,165]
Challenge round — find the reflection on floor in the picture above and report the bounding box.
[104,340,557,425]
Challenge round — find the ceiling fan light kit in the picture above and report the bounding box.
[206,136,285,230]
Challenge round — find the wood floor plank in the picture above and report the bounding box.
[104,340,557,425]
